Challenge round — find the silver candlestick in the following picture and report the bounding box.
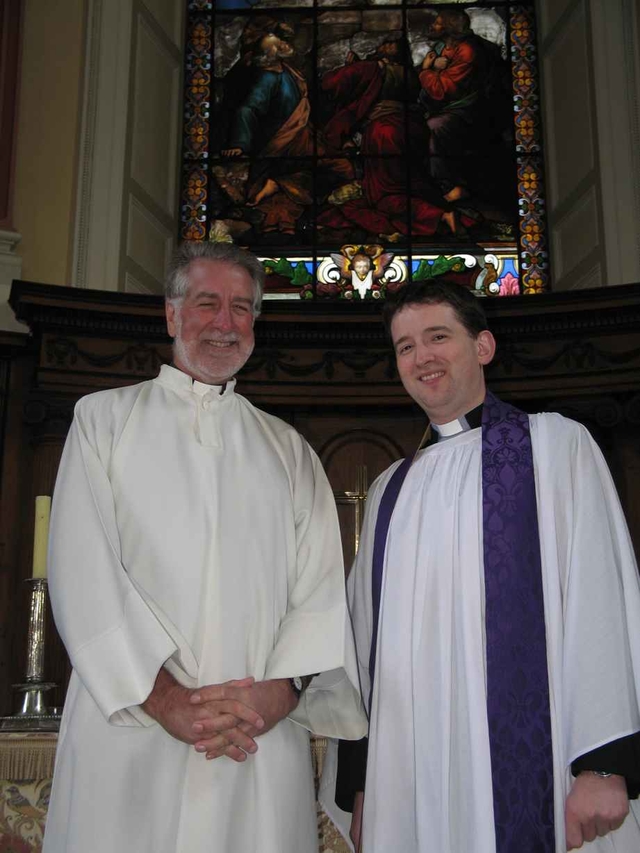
[1,578,60,731]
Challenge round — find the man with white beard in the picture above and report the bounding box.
[44,241,366,853]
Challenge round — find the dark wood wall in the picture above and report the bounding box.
[1,280,640,715]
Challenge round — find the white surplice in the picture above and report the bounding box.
[44,364,366,853]
[346,413,640,853]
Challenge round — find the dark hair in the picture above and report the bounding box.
[370,37,413,66]
[382,279,488,339]
[165,241,265,316]
[437,10,472,36]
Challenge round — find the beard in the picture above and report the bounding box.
[172,313,252,385]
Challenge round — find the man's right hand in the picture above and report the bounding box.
[141,668,265,760]
[422,51,437,70]
[565,772,628,849]
[190,678,297,760]
[351,791,364,852]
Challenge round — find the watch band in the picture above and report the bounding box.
[289,676,303,698]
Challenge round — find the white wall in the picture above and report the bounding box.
[72,0,184,294]
[537,0,640,289]
[0,0,86,331]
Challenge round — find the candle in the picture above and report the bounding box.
[32,496,51,579]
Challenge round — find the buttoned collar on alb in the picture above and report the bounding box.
[155,363,235,448]
[155,363,237,400]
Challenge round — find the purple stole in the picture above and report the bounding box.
[369,391,555,852]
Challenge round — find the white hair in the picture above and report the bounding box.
[165,242,265,316]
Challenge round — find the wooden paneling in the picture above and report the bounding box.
[1,280,640,713]
[292,410,426,568]
[0,333,35,714]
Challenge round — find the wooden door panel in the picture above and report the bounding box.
[292,410,426,569]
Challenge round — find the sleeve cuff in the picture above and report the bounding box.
[571,731,640,798]
[336,737,368,811]
[72,589,179,725]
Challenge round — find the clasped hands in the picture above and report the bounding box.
[142,668,297,763]
[422,52,450,71]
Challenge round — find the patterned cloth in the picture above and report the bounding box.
[0,732,347,852]
[0,733,56,853]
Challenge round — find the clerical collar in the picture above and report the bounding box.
[430,403,483,443]
[157,363,236,397]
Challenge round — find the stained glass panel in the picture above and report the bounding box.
[181,1,548,297]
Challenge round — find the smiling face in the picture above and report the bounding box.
[391,301,495,424]
[352,255,371,279]
[165,259,256,385]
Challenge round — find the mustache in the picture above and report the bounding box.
[201,333,240,343]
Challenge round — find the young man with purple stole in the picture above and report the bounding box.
[331,280,640,852]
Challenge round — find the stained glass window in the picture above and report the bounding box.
[182,1,547,298]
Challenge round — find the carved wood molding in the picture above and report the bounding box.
[8,279,640,405]
[44,334,168,376]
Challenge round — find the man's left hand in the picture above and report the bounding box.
[190,678,297,760]
[565,772,629,849]
[422,51,437,70]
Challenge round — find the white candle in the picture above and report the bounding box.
[32,495,51,579]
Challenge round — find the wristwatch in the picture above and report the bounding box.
[289,676,303,698]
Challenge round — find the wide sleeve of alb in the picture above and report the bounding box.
[264,436,367,739]
[48,398,180,727]
[534,414,640,764]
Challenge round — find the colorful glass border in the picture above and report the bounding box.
[181,1,548,296]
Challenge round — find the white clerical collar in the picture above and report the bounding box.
[430,403,484,443]
[156,363,236,397]
[192,381,223,397]
[431,415,471,439]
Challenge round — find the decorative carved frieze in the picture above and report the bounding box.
[7,279,640,405]
[492,339,640,375]
[44,336,169,376]
[242,349,396,382]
